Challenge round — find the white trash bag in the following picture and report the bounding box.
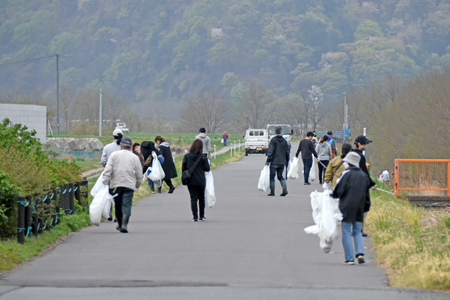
[205,171,216,208]
[304,189,342,253]
[258,165,270,192]
[90,172,105,197]
[287,157,299,179]
[89,186,114,226]
[149,152,165,188]
[309,154,316,182]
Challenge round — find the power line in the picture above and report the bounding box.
[0,54,56,67]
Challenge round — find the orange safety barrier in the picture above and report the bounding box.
[394,159,450,197]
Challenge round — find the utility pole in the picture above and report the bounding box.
[99,89,103,137]
[343,91,348,144]
[56,54,60,135]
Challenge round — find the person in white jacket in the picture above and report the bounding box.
[195,128,211,157]
[102,137,142,233]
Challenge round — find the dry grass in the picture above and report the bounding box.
[366,190,450,291]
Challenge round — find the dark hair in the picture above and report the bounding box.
[320,135,329,143]
[189,139,203,155]
[306,131,314,137]
[114,133,123,145]
[341,143,352,157]
[131,143,140,152]
[155,136,165,143]
[199,128,206,133]
[275,126,282,134]
[327,131,333,136]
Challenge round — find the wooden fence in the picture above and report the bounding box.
[17,180,89,244]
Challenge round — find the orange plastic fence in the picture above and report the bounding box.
[394,159,450,197]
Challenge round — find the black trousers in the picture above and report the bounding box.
[270,164,285,181]
[187,185,205,220]
[109,187,134,226]
[318,160,329,183]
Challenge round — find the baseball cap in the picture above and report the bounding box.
[120,137,132,147]
[354,135,372,144]
[113,129,123,136]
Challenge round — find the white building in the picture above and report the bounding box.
[0,103,47,143]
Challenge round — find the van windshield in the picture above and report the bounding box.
[267,126,291,135]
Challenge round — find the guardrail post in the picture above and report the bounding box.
[53,188,60,224]
[68,182,74,214]
[33,194,39,237]
[74,182,81,207]
[448,162,450,197]
[25,202,32,238]
[17,197,25,244]
[63,183,70,215]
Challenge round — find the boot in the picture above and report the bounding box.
[280,180,288,196]
[168,183,175,194]
[120,214,130,233]
[268,181,275,196]
[157,187,162,193]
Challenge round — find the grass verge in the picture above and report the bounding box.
[367,182,450,291]
[0,147,245,271]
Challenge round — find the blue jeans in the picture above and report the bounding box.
[341,221,364,262]
[302,158,312,183]
[223,139,227,146]
[148,177,155,191]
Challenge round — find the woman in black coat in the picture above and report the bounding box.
[182,139,210,221]
[155,136,178,193]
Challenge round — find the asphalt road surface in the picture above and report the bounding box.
[0,143,448,299]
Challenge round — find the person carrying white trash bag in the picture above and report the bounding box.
[331,152,371,265]
[89,172,115,227]
[304,188,342,254]
[102,137,143,233]
[265,126,290,196]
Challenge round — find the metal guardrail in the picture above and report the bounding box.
[17,180,89,244]
[394,159,450,197]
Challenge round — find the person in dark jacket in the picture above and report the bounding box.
[266,126,290,196]
[295,131,318,185]
[155,136,178,193]
[352,135,377,237]
[332,152,371,265]
[141,141,164,194]
[182,139,211,221]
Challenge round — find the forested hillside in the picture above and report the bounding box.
[1,0,450,103]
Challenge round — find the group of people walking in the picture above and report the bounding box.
[99,127,214,232]
[266,126,377,265]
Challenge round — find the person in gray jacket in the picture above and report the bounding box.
[315,135,332,184]
[100,129,123,167]
[195,128,211,157]
[102,137,142,233]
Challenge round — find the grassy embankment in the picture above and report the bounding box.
[0,145,244,271]
[367,179,450,291]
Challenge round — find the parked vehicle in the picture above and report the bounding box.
[244,129,268,156]
[115,122,129,133]
[266,124,293,146]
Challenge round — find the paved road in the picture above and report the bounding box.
[0,144,448,299]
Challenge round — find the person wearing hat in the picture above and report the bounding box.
[101,129,123,167]
[332,151,371,265]
[101,129,124,221]
[102,137,143,233]
[352,135,377,237]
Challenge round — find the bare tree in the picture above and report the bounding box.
[178,90,229,133]
[232,81,276,131]
[60,87,76,131]
[308,85,326,131]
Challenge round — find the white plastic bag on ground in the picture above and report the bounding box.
[304,189,342,253]
[90,172,105,197]
[287,157,299,179]
[309,154,316,182]
[89,186,114,226]
[258,165,270,192]
[205,171,216,208]
[149,152,165,187]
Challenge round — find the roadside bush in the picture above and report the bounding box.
[0,118,82,238]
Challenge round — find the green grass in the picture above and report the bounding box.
[72,158,102,172]
[0,211,91,270]
[367,186,450,291]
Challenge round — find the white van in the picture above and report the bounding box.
[244,129,268,156]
